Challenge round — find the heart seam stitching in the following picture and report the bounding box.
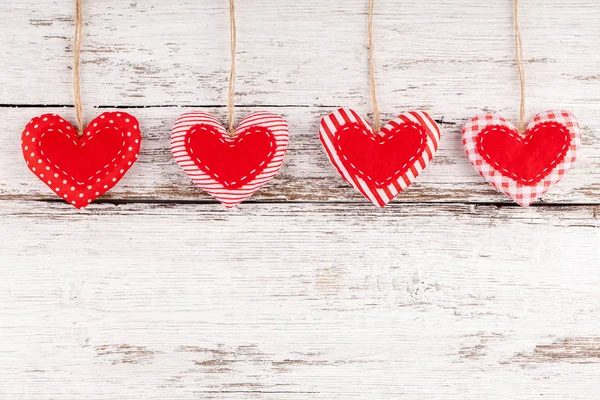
[476,121,570,185]
[335,122,426,187]
[170,111,289,208]
[22,112,141,208]
[185,124,276,188]
[38,125,127,186]
[462,110,580,207]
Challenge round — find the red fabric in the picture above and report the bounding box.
[21,112,141,209]
[319,108,441,207]
[171,111,289,208]
[462,110,580,207]
[185,124,276,190]
[335,121,428,187]
[476,122,570,186]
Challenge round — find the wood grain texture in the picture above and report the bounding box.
[0,202,599,399]
[2,0,600,107]
[0,0,599,398]
[2,106,600,203]
[1,0,599,203]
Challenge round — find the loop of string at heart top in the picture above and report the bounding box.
[73,0,84,136]
[514,0,526,134]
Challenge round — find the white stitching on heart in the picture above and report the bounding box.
[334,122,426,187]
[26,112,139,207]
[38,122,127,186]
[477,122,570,184]
[185,124,276,188]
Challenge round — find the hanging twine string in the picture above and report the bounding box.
[227,0,237,136]
[368,0,381,133]
[514,0,526,134]
[73,0,84,136]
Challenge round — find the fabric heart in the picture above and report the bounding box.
[320,108,441,207]
[462,110,580,206]
[171,111,288,207]
[21,112,141,209]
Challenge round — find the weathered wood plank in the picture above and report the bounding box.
[2,0,599,204]
[0,202,598,398]
[2,106,599,203]
[1,0,599,109]
[1,0,599,398]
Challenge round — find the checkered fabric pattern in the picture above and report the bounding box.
[462,110,580,207]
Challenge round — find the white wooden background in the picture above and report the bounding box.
[1,0,599,399]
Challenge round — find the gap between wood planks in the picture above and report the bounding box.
[4,103,588,209]
[15,198,600,209]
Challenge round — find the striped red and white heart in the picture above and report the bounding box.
[462,110,580,207]
[320,108,440,207]
[171,111,288,207]
[21,112,141,209]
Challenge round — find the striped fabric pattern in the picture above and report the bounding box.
[320,108,441,207]
[171,111,288,207]
[462,110,580,207]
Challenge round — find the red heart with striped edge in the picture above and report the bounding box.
[171,111,288,207]
[320,108,441,207]
[21,112,141,209]
[462,110,580,206]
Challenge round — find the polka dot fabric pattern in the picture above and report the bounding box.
[462,110,580,207]
[21,112,141,209]
[171,111,288,208]
[320,108,441,207]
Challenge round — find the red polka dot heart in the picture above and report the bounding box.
[21,112,141,209]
